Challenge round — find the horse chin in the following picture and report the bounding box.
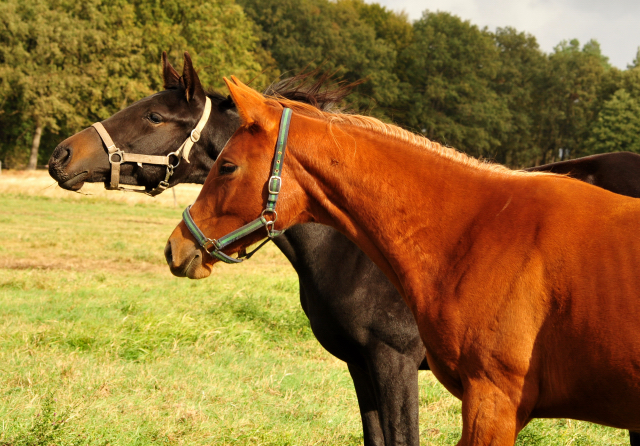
[187,264,212,279]
[59,171,89,191]
[178,250,213,279]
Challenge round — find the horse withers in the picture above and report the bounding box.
[166,76,640,446]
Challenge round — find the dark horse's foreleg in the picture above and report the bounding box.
[348,352,421,446]
[348,363,385,446]
[630,431,640,445]
[370,351,421,446]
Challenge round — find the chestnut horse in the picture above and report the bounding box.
[166,76,640,445]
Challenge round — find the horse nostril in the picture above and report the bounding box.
[164,241,173,265]
[50,145,72,167]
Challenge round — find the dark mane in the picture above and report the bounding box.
[264,68,363,112]
[204,89,234,109]
[200,69,361,112]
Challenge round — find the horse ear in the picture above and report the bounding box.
[224,76,278,128]
[162,51,181,90]
[181,52,205,103]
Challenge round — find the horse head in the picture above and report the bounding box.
[48,52,238,193]
[165,77,317,278]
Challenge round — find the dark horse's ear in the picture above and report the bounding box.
[162,51,181,90]
[181,52,205,104]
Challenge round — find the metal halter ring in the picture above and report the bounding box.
[109,150,124,164]
[167,151,180,169]
[261,209,279,236]
[261,209,278,224]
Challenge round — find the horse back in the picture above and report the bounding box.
[527,152,640,198]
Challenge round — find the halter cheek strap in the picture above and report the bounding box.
[181,107,293,264]
[91,96,212,196]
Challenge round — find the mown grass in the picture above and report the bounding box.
[0,185,631,445]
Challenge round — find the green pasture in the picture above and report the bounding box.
[0,192,630,445]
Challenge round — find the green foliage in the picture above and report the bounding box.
[631,47,640,69]
[530,39,611,163]
[395,11,510,158]
[491,27,547,166]
[586,88,640,154]
[3,0,640,169]
[0,0,264,167]
[238,0,407,116]
[345,0,413,53]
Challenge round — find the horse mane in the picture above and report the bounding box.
[263,68,363,113]
[264,96,550,177]
[204,68,361,116]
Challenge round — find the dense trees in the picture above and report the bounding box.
[395,12,509,158]
[1,0,639,168]
[238,0,405,115]
[0,0,264,167]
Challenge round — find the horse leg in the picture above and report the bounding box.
[457,380,524,446]
[630,431,640,445]
[368,350,421,446]
[348,363,386,446]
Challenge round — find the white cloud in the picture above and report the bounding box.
[366,0,640,68]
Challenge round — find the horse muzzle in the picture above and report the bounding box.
[165,226,213,279]
[49,127,109,190]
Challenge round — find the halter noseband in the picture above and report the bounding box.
[182,107,293,264]
[91,97,212,196]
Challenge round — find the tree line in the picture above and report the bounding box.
[1,0,639,169]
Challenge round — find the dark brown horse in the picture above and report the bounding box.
[51,53,640,445]
[50,53,426,446]
[166,76,640,445]
[527,152,640,198]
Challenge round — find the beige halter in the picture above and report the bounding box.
[91,97,212,196]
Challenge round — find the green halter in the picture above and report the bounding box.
[182,107,293,263]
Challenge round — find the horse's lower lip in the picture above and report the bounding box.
[60,171,89,191]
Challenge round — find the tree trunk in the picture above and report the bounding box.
[27,122,43,170]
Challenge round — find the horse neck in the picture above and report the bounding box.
[287,117,514,301]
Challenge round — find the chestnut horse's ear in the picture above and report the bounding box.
[224,76,279,129]
[181,51,206,104]
[162,51,181,90]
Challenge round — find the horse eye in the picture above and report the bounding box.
[219,162,237,175]
[147,113,163,124]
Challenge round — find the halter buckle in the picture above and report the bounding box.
[268,176,282,195]
[190,129,201,143]
[202,238,219,252]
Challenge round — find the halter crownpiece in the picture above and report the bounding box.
[182,107,293,264]
[91,96,212,196]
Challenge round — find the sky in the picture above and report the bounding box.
[364,0,640,69]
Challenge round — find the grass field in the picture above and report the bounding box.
[0,171,631,445]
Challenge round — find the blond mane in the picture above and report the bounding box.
[267,95,549,177]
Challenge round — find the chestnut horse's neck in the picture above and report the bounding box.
[285,114,524,304]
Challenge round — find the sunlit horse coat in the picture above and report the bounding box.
[167,76,640,446]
